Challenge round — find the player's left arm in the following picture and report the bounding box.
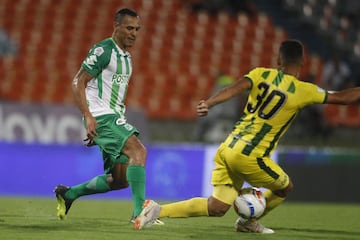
[72,67,98,140]
[197,77,251,117]
[326,87,360,105]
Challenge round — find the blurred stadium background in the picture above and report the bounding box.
[0,0,359,202]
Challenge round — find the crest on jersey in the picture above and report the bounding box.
[94,47,104,56]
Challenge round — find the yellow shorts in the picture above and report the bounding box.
[211,136,289,193]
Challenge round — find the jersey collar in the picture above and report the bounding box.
[111,38,130,57]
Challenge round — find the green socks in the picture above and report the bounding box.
[65,174,111,200]
[126,165,146,217]
[63,165,146,217]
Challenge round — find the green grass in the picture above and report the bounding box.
[0,197,359,240]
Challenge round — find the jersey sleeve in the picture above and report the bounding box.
[244,67,262,88]
[244,67,263,88]
[298,81,328,107]
[81,44,111,77]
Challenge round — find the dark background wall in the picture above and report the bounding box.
[279,149,360,203]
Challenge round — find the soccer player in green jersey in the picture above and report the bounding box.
[54,8,162,224]
[134,39,360,232]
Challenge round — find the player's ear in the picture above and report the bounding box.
[113,21,120,29]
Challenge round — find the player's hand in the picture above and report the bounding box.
[83,137,96,147]
[197,100,209,117]
[84,113,98,140]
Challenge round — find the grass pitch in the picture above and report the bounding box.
[0,197,359,240]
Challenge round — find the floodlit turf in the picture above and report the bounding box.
[0,197,359,240]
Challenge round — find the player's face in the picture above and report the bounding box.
[113,15,141,50]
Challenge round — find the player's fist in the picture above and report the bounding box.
[197,100,208,117]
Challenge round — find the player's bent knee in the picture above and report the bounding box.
[207,205,228,217]
[110,181,129,190]
[127,146,147,166]
[124,135,147,166]
[273,180,293,198]
[207,197,231,217]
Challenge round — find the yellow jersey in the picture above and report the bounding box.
[230,67,328,157]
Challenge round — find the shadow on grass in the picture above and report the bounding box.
[0,217,130,233]
[276,227,360,237]
[0,223,65,231]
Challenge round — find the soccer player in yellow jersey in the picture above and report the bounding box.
[134,39,360,233]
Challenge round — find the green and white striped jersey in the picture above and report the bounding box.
[81,38,132,117]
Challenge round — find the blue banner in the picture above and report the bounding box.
[146,144,205,200]
[0,142,205,200]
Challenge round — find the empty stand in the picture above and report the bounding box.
[324,104,360,127]
[2,0,347,124]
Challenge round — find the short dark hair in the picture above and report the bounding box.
[114,8,138,23]
[279,39,304,65]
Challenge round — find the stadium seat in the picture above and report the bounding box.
[323,105,341,126]
[0,0,329,122]
[342,104,360,127]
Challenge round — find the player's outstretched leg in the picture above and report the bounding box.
[234,216,274,234]
[54,185,74,220]
[134,200,161,230]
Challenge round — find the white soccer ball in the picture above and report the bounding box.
[233,187,266,219]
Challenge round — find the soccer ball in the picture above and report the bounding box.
[233,187,266,219]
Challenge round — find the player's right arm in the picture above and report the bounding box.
[197,77,251,117]
[72,67,98,139]
[326,87,360,105]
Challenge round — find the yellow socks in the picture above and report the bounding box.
[158,190,284,219]
[259,189,285,218]
[159,197,209,218]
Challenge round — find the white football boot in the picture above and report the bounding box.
[234,216,275,234]
[134,200,161,230]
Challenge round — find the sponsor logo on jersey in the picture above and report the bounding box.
[112,73,130,85]
[83,55,98,69]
